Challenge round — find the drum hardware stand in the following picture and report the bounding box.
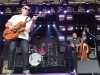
[47,46,51,66]
[50,47,53,56]
[50,46,56,66]
[34,48,37,53]
[47,44,59,66]
[53,44,59,66]
[42,61,45,66]
[41,55,46,66]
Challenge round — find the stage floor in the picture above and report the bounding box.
[0,73,72,75]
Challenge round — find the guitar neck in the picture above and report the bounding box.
[24,13,45,25]
[25,15,39,24]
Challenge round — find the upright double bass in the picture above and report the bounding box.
[77,25,91,60]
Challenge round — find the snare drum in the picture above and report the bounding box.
[29,53,42,66]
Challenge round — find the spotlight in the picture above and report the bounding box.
[0,12,4,14]
[86,10,90,13]
[53,22,56,27]
[64,10,67,13]
[53,24,55,27]
[47,10,50,13]
[39,25,42,27]
[80,27,82,29]
[48,25,50,27]
[76,27,78,29]
[39,11,42,14]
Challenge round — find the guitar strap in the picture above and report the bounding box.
[24,16,29,24]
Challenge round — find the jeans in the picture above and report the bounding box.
[8,38,29,71]
[68,46,77,70]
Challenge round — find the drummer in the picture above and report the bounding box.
[39,42,46,56]
[40,42,46,50]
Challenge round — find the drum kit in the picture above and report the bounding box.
[28,43,59,67]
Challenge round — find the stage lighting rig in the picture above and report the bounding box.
[63,0,68,4]
[59,0,68,4]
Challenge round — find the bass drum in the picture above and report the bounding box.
[29,53,42,66]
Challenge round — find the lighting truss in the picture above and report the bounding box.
[0,2,100,14]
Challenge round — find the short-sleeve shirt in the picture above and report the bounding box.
[70,37,81,46]
[8,15,32,40]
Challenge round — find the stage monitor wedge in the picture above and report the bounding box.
[77,60,100,74]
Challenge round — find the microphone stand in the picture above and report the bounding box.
[87,31,97,57]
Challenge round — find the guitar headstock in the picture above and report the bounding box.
[31,12,46,21]
[83,24,87,31]
[38,12,46,18]
[82,24,88,35]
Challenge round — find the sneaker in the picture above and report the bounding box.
[7,74,12,75]
[23,70,31,75]
[6,70,13,75]
[73,69,77,75]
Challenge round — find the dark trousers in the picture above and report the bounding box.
[64,45,77,71]
[8,38,29,71]
[68,46,77,70]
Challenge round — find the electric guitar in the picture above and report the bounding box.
[3,13,45,41]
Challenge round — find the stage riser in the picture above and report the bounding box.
[14,66,67,73]
[0,56,3,74]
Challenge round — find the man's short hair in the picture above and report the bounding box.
[22,4,30,9]
[72,32,76,35]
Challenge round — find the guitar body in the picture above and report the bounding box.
[3,13,46,41]
[3,21,25,41]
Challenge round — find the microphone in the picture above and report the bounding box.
[86,28,96,39]
[86,28,89,32]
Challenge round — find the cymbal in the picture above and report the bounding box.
[30,48,35,50]
[47,43,52,46]
[29,44,32,47]
[32,45,36,48]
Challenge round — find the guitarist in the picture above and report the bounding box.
[5,5,38,75]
